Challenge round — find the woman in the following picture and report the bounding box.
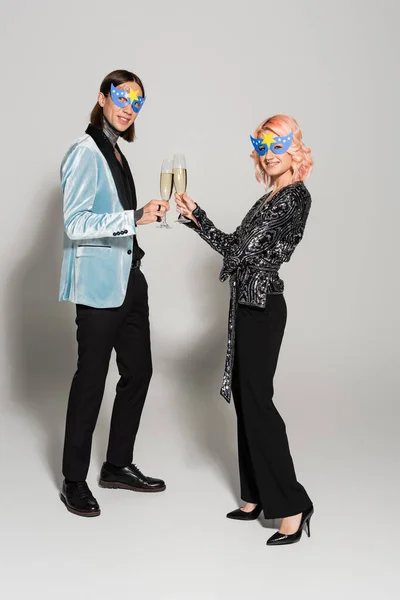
[175,114,314,546]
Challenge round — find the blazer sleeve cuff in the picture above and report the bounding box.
[125,210,137,235]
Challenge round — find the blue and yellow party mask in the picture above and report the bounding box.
[110,83,146,114]
[250,130,293,156]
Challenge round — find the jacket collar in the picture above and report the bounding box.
[119,147,136,207]
[85,124,136,211]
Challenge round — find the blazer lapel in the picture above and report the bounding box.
[85,124,131,211]
[118,146,137,211]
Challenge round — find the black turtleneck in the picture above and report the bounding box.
[102,116,120,148]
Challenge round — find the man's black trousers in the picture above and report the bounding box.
[62,268,152,481]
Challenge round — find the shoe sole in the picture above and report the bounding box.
[98,480,166,493]
[226,515,259,521]
[60,493,101,517]
[266,537,301,546]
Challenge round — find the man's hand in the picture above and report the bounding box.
[136,200,170,225]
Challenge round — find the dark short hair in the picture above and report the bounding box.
[90,69,145,142]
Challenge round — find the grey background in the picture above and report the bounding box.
[0,0,399,598]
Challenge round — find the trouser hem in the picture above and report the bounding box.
[262,501,313,520]
[241,496,260,504]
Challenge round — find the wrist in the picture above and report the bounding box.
[134,207,144,225]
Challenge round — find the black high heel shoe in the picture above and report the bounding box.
[266,505,314,546]
[226,505,262,521]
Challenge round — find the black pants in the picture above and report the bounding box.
[232,294,312,519]
[62,268,152,481]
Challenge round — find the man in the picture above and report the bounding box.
[59,69,169,517]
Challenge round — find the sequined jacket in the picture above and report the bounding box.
[184,181,312,402]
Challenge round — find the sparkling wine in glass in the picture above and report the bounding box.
[157,159,173,229]
[173,154,190,223]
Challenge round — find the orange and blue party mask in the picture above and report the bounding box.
[110,83,146,114]
[250,131,293,156]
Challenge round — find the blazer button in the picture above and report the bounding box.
[127,250,132,255]
[113,232,117,236]
[124,230,128,234]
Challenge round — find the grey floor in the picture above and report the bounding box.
[1,351,398,600]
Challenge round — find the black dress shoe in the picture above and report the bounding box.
[99,463,166,493]
[60,480,101,517]
[226,505,262,521]
[266,505,314,546]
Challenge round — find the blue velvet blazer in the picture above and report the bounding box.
[59,125,139,308]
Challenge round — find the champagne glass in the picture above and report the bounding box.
[157,159,173,229]
[173,154,190,223]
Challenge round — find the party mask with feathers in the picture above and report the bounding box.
[110,83,146,114]
[250,130,293,156]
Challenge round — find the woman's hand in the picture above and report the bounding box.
[175,193,199,226]
[136,200,170,225]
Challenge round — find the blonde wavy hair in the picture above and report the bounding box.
[251,114,313,189]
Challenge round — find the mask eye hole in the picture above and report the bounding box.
[258,145,265,153]
[273,144,283,151]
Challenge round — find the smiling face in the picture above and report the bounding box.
[258,129,293,179]
[98,81,144,133]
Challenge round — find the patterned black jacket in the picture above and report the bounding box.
[184,180,312,401]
